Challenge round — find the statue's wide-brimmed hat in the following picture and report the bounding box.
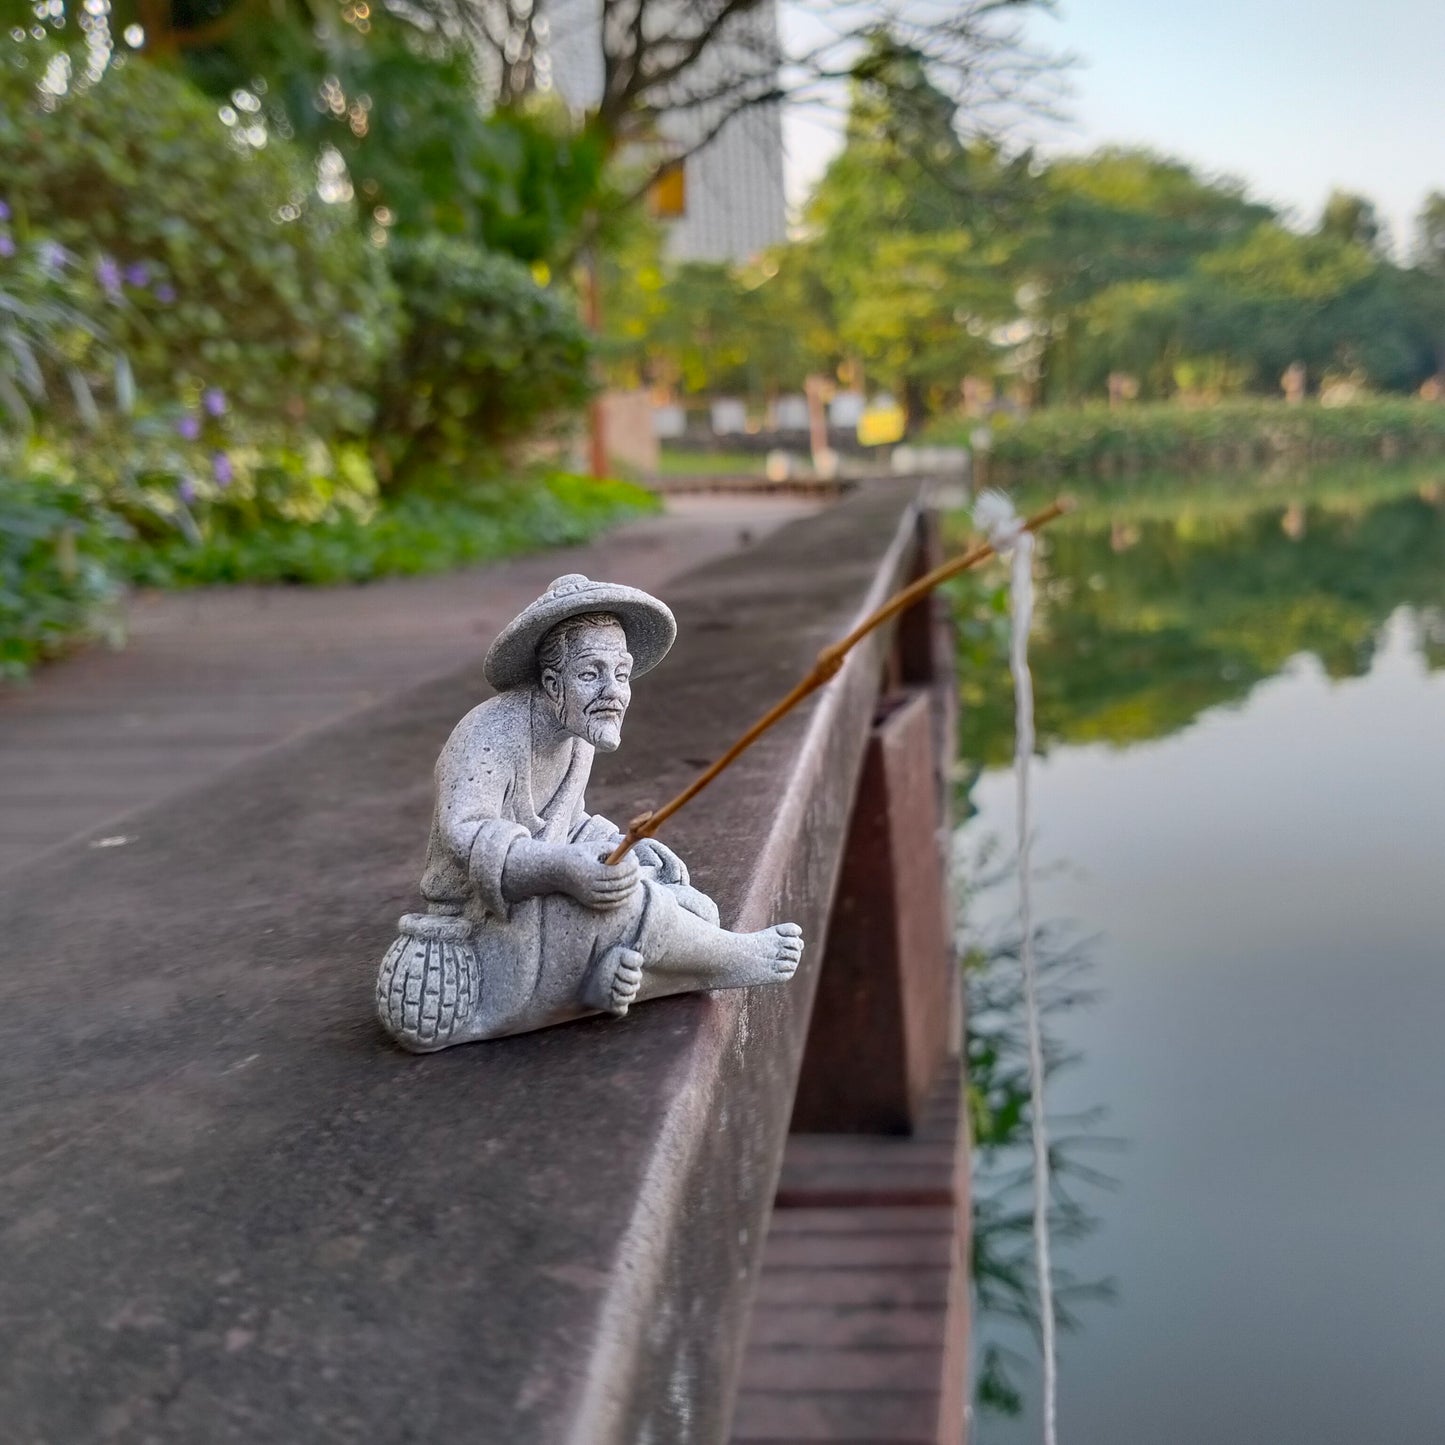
[484,574,677,690]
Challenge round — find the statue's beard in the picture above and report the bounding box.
[557,695,625,751]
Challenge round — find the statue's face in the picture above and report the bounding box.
[542,622,633,752]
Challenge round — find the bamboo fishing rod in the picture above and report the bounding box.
[605,496,1072,866]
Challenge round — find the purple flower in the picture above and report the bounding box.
[176,414,201,441]
[124,262,150,288]
[0,234,14,259]
[177,477,198,504]
[202,387,227,418]
[38,241,68,275]
[95,255,123,299]
[153,282,177,304]
[212,451,233,487]
[0,200,10,222]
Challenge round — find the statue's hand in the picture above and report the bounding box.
[557,843,640,912]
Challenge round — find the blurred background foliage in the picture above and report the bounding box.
[0,2,647,677]
[6,0,1445,683]
[931,397,1445,482]
[0,47,400,439]
[602,32,1445,420]
[376,235,592,482]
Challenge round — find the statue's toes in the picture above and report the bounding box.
[593,946,644,1017]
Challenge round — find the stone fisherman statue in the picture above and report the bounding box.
[377,574,804,1051]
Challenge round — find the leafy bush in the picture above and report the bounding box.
[0,220,121,432]
[0,46,400,440]
[2,462,654,676]
[377,236,592,480]
[0,468,124,677]
[123,471,657,587]
[930,398,1445,483]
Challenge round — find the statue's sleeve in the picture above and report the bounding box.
[465,819,529,918]
[571,812,621,846]
[434,721,529,919]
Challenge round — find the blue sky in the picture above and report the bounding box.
[783,0,1445,256]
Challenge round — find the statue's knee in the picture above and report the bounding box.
[674,884,720,929]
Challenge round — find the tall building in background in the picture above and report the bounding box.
[543,0,787,264]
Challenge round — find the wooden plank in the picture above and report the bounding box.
[731,1390,940,1442]
[746,1305,950,1351]
[731,1067,970,1445]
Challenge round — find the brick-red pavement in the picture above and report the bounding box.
[0,496,819,875]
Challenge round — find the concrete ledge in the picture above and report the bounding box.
[0,484,925,1444]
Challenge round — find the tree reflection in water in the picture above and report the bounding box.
[955,474,1445,783]
[952,471,1445,1420]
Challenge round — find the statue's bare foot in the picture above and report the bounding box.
[581,944,645,1017]
[610,948,643,1014]
[602,911,806,1011]
[724,922,804,985]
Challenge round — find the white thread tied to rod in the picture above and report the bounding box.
[974,489,1058,1445]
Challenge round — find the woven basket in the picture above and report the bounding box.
[376,913,481,1052]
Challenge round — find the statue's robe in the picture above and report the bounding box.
[415,686,716,1041]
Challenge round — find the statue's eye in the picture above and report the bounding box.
[578,669,597,682]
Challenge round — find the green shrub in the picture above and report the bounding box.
[123,471,657,587]
[0,468,124,677]
[929,398,1445,482]
[0,226,119,432]
[0,46,400,441]
[377,236,592,480]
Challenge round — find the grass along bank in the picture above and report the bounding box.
[979,457,1445,528]
[122,471,658,587]
[930,398,1445,485]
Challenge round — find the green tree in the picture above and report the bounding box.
[601,230,825,399]
[1318,189,1384,253]
[1408,193,1445,377]
[1415,191,1445,273]
[1025,149,1274,400]
[1022,169,1434,400]
[802,34,1030,417]
[100,6,608,266]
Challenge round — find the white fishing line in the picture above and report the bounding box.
[974,490,1057,1445]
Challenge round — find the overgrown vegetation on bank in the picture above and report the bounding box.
[0,25,642,680]
[122,472,656,589]
[2,468,654,678]
[933,398,1445,483]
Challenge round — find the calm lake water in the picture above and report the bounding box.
[960,478,1445,1444]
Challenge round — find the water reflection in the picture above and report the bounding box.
[956,475,1445,1441]
[956,478,1445,776]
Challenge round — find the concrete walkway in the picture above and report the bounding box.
[0,494,821,875]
